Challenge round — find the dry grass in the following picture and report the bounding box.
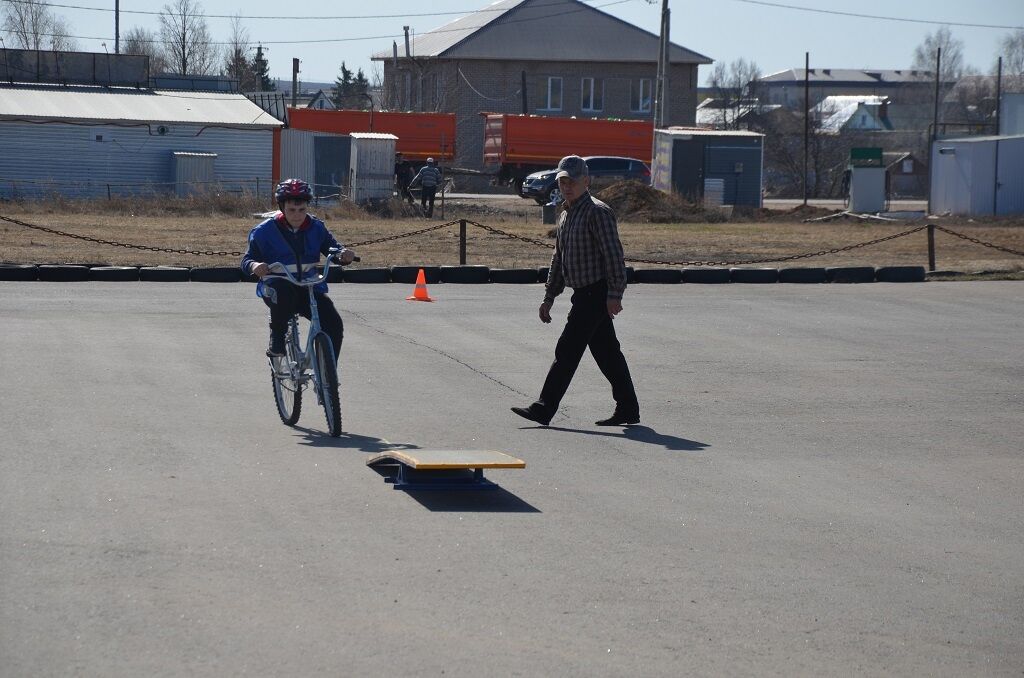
[1,194,1023,273]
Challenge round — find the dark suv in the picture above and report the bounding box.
[519,156,651,204]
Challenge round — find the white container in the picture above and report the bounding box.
[930,135,1024,216]
[173,151,216,197]
[849,166,887,213]
[348,132,398,203]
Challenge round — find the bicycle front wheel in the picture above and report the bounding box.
[312,332,342,437]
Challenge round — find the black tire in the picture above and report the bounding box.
[0,264,37,281]
[38,265,90,281]
[343,267,392,283]
[825,266,875,284]
[682,267,731,284]
[537,266,549,283]
[440,265,490,283]
[139,266,190,282]
[633,268,683,284]
[89,266,140,282]
[313,332,342,437]
[875,266,926,283]
[190,266,240,283]
[778,267,827,284]
[730,267,779,284]
[390,265,442,284]
[270,330,302,426]
[489,268,542,284]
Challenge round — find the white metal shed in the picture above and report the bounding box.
[348,132,398,203]
[930,135,1024,216]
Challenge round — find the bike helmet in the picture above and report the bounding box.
[275,178,313,204]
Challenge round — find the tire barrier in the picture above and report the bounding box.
[189,266,241,283]
[139,266,190,282]
[537,266,549,282]
[325,266,344,284]
[343,268,391,283]
[826,266,876,283]
[633,268,683,284]
[89,266,140,282]
[0,263,38,281]
[441,265,490,284]
[682,267,731,284]
[489,268,542,284]
[390,265,442,284]
[778,267,828,284]
[730,268,779,284]
[875,266,926,283]
[38,264,90,282]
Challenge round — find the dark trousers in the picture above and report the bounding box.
[263,280,344,360]
[420,186,437,217]
[397,180,413,204]
[534,280,639,418]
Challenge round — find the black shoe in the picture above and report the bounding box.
[595,412,640,426]
[266,335,286,358]
[511,406,551,426]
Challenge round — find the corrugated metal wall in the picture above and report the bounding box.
[349,135,397,203]
[0,121,274,199]
[995,136,1024,215]
[278,129,351,199]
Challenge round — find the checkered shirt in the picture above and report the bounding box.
[544,191,627,304]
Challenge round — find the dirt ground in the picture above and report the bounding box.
[1,185,1022,274]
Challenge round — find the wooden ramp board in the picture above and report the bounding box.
[366,449,525,490]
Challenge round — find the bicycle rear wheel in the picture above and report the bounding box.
[270,327,302,426]
[312,332,342,437]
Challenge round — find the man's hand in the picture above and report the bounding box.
[607,298,623,318]
[251,262,271,278]
[539,301,552,324]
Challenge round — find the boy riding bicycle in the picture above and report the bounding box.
[241,178,356,360]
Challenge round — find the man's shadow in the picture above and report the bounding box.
[520,424,709,452]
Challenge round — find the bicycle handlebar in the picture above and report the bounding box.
[264,249,360,287]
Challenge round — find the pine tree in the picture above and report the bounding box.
[353,68,371,109]
[332,62,354,108]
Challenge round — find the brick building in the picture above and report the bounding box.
[371,0,710,181]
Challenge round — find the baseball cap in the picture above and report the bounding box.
[427,157,435,163]
[555,155,588,180]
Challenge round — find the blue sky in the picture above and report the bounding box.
[9,0,1023,83]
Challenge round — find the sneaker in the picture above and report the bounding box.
[266,334,286,358]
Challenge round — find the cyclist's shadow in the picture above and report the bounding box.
[292,426,418,454]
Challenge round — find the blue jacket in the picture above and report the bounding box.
[241,212,343,296]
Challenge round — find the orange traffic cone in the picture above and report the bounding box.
[406,268,434,302]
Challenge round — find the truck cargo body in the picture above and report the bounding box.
[482,113,653,191]
[288,109,455,163]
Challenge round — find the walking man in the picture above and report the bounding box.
[394,152,414,204]
[409,157,442,218]
[511,155,640,427]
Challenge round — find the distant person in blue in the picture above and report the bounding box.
[241,178,356,360]
[409,157,443,218]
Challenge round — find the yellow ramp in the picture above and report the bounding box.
[366,450,525,490]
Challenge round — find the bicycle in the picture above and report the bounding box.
[264,248,358,437]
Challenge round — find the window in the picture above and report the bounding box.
[581,77,603,111]
[545,77,563,110]
[630,79,652,113]
[902,159,913,174]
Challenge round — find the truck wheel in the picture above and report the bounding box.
[512,178,524,195]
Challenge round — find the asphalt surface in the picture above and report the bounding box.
[1,281,1022,676]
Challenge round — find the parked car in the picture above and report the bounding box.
[519,156,651,204]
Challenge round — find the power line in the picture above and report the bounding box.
[725,0,1023,31]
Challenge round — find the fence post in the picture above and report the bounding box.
[460,219,467,265]
[927,223,935,271]
[255,177,259,196]
[107,184,111,200]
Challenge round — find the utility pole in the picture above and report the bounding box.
[803,52,809,206]
[114,0,120,54]
[652,0,670,128]
[291,58,300,108]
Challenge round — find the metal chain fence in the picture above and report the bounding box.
[2,213,1022,266]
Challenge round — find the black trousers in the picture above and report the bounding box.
[397,180,413,204]
[263,280,344,360]
[534,280,639,418]
[420,186,437,217]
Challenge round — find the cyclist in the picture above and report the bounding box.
[241,178,356,360]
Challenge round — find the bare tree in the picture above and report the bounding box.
[912,26,966,83]
[2,0,79,51]
[997,29,1024,77]
[222,15,257,90]
[158,0,218,75]
[705,58,761,129]
[122,26,168,74]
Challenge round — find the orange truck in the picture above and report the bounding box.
[287,109,456,163]
[482,113,654,193]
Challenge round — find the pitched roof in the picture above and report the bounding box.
[760,68,945,84]
[0,84,283,128]
[372,0,710,64]
[812,95,887,132]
